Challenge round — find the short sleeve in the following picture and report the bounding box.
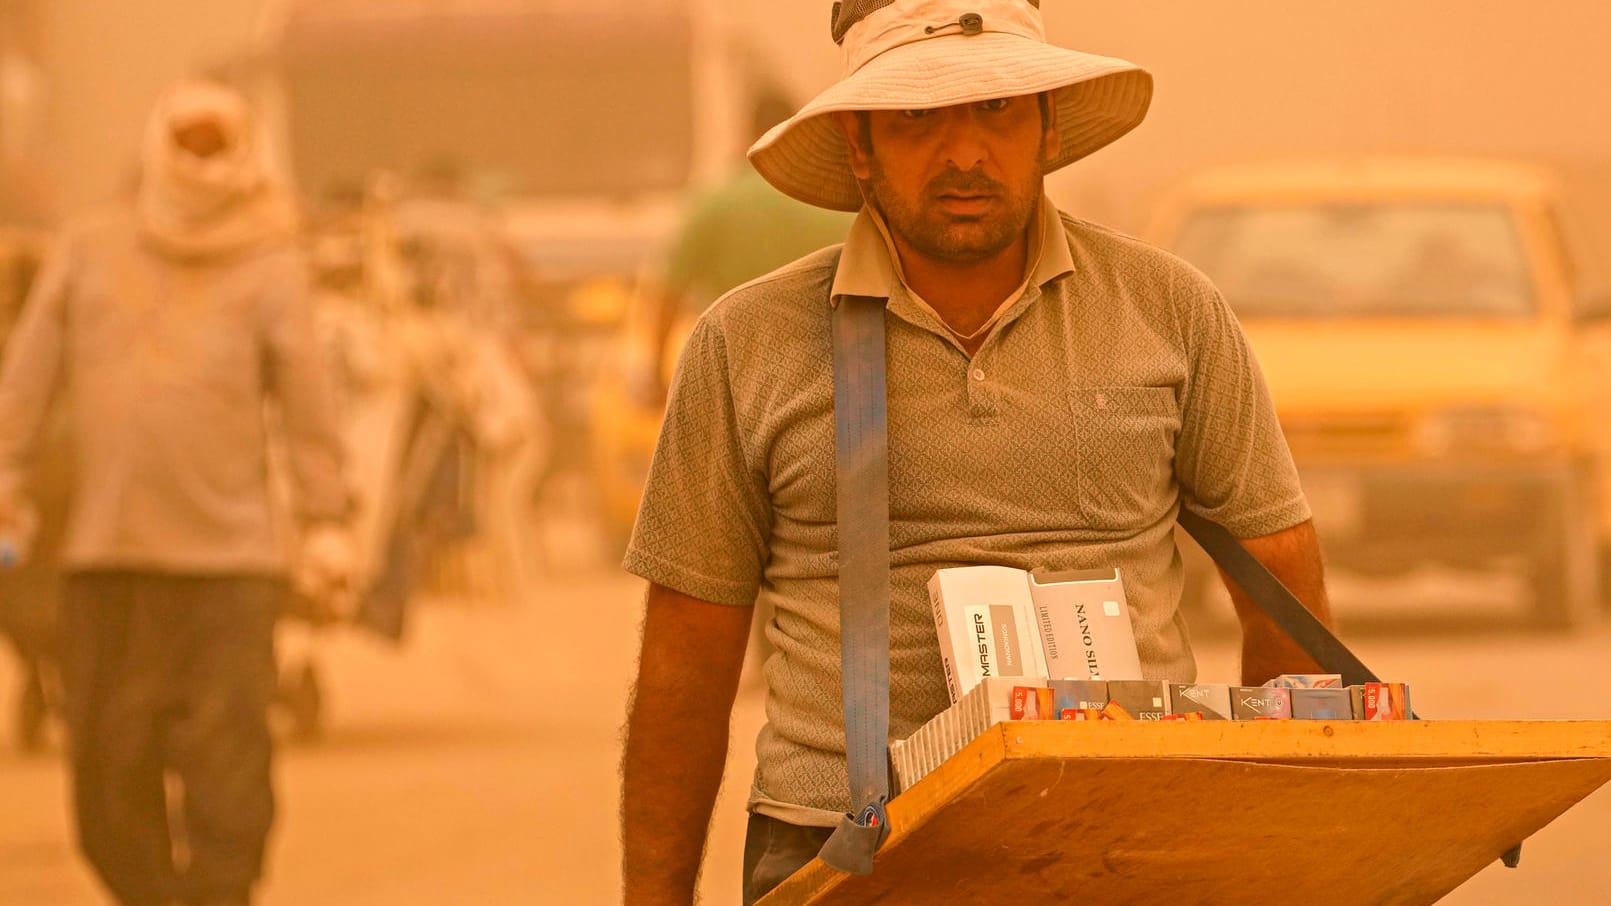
[1173,268,1312,538]
[623,316,772,606]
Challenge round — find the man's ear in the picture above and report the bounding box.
[832,111,874,180]
[1040,94,1061,162]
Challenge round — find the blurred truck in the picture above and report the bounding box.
[1149,157,1611,628]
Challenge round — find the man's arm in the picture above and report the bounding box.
[621,582,753,906]
[261,252,350,525]
[1216,519,1335,685]
[0,234,70,533]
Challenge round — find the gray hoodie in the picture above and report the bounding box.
[0,209,348,575]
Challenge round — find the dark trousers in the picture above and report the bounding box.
[61,572,280,906]
[741,813,833,906]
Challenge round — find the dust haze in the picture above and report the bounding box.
[1,2,1609,904]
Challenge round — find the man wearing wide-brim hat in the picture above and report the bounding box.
[620,1,1334,903]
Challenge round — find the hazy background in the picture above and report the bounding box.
[2,2,1610,904]
[9,1,1611,227]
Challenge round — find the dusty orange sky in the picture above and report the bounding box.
[14,0,1611,230]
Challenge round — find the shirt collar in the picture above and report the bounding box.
[829,194,1076,304]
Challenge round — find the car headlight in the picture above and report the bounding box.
[1413,406,1555,456]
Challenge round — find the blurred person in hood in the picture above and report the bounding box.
[0,79,355,906]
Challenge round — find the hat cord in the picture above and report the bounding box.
[924,12,985,37]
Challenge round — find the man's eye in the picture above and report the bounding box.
[979,98,1010,112]
[900,109,932,119]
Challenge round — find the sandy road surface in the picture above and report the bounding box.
[1,565,1608,905]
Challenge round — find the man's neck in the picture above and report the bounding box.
[890,229,1030,340]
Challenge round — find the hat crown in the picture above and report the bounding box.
[749,0,1150,212]
[834,0,1046,76]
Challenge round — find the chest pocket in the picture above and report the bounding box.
[1072,386,1180,528]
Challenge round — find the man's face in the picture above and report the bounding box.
[835,94,1059,265]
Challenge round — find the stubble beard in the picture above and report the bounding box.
[863,161,1042,264]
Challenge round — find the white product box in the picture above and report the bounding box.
[929,566,1049,704]
[1028,567,1143,681]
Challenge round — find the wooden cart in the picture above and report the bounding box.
[760,720,1611,905]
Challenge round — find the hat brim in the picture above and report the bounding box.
[749,34,1153,212]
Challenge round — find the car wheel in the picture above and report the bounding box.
[1530,478,1600,630]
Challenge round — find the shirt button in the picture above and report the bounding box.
[970,368,986,382]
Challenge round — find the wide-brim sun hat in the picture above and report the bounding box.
[749,0,1153,212]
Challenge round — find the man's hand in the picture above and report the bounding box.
[292,523,360,620]
[621,583,753,906]
[1217,519,1335,685]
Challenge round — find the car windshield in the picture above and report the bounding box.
[279,8,694,200]
[1170,203,1536,317]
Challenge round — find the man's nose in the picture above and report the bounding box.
[936,108,987,171]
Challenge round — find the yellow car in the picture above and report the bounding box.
[1149,157,1611,628]
[590,291,684,557]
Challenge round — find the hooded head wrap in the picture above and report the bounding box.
[136,79,297,260]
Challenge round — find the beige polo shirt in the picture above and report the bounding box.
[625,197,1309,826]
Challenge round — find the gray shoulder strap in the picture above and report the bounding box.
[1177,508,1382,687]
[818,290,892,875]
[1176,507,1523,867]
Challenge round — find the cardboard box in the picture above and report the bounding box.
[1029,567,1143,681]
[1048,679,1108,716]
[1105,680,1170,720]
[1292,687,1354,720]
[929,567,1049,703]
[1232,686,1293,720]
[1169,683,1234,720]
[1351,683,1412,720]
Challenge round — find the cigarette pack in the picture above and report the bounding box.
[889,677,1045,791]
[1168,683,1234,720]
[1105,679,1170,720]
[1047,679,1108,714]
[1010,686,1057,720]
[1351,683,1412,720]
[1266,674,1343,689]
[1028,567,1143,681]
[929,566,1049,703]
[1231,686,1293,720]
[1292,687,1354,720]
[1100,701,1135,720]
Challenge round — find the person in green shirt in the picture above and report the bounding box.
[644,90,854,397]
